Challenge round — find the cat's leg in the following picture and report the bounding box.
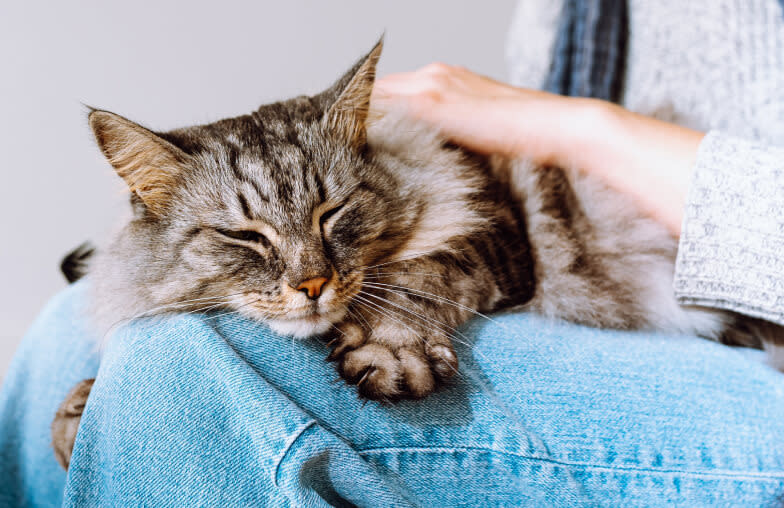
[329,254,499,400]
[51,378,94,469]
[330,316,459,400]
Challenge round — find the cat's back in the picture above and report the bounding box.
[365,109,495,259]
[367,110,537,309]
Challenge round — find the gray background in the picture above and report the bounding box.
[0,0,517,378]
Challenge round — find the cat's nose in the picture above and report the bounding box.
[295,276,329,300]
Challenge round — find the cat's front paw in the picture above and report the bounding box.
[328,321,458,401]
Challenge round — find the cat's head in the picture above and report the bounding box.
[90,40,423,337]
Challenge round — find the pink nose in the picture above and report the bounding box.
[295,277,329,300]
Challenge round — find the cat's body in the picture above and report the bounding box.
[52,40,779,468]
[84,110,733,344]
[84,105,539,398]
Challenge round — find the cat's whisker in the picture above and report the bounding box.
[363,272,448,280]
[357,291,475,354]
[358,291,545,443]
[351,295,405,330]
[360,285,549,405]
[151,292,248,307]
[357,288,498,371]
[177,300,238,316]
[352,294,471,384]
[134,299,231,317]
[352,294,427,342]
[98,292,269,348]
[201,299,267,322]
[350,298,445,360]
[97,295,250,346]
[358,290,460,337]
[362,232,535,282]
[120,292,249,320]
[362,282,505,328]
[363,256,433,272]
[345,305,374,334]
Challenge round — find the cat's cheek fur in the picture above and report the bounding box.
[265,307,347,338]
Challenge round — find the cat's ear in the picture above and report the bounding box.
[322,38,383,150]
[88,110,187,215]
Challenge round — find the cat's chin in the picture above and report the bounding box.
[266,308,347,339]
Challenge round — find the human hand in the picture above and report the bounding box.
[371,63,576,163]
[372,63,705,235]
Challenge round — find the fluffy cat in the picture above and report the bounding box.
[51,40,780,468]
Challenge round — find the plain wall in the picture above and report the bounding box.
[0,0,517,378]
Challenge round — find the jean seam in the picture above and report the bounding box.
[358,446,784,481]
[273,419,318,488]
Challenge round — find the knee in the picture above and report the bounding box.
[100,313,223,375]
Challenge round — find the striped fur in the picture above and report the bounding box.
[53,41,769,464]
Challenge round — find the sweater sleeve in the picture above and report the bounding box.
[674,131,784,325]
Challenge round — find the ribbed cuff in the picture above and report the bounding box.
[674,131,784,325]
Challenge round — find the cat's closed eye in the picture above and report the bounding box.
[217,229,270,247]
[319,204,345,229]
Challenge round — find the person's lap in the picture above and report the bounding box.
[2,282,783,507]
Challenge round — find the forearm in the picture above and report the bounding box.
[373,65,704,235]
[477,94,704,235]
[572,102,705,235]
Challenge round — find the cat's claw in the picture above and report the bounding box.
[326,321,365,362]
[357,366,376,387]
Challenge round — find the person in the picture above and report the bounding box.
[3,0,784,505]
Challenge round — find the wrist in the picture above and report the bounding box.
[561,98,624,171]
[577,100,705,234]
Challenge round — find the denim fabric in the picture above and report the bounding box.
[0,284,99,507]
[2,282,784,506]
[545,0,628,102]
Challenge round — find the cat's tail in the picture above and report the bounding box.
[60,242,94,283]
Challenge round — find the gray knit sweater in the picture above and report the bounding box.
[507,0,784,326]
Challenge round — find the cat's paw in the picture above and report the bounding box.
[328,321,459,400]
[51,378,94,469]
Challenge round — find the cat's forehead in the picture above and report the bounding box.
[181,99,317,150]
[173,101,361,228]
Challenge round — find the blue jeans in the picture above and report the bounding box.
[2,282,784,507]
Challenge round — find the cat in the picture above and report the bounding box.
[51,39,779,469]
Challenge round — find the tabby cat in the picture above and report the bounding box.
[51,40,779,469]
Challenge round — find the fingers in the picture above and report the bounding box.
[371,61,545,157]
[372,63,470,106]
